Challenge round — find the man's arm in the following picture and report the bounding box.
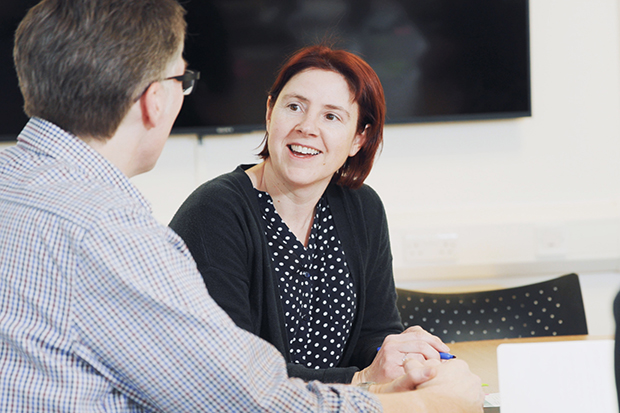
[376,359,485,413]
[73,207,382,412]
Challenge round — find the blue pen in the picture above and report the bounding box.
[377,347,456,360]
[440,352,456,360]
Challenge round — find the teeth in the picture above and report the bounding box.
[290,144,320,155]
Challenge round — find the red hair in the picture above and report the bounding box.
[258,44,385,189]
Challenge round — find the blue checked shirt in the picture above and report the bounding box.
[0,118,382,412]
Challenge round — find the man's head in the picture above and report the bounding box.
[13,0,186,140]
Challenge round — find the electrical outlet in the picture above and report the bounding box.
[404,233,458,263]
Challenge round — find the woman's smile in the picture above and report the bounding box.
[288,144,321,157]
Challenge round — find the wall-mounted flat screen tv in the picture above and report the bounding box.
[0,0,530,141]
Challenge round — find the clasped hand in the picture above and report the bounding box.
[353,325,451,385]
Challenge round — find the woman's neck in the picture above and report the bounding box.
[246,161,329,246]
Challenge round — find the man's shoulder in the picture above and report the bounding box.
[1,156,143,229]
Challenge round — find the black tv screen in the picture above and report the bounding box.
[0,0,530,141]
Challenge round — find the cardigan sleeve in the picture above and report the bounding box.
[331,184,405,370]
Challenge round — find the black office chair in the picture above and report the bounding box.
[396,273,588,343]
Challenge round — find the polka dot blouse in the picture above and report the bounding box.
[256,189,357,369]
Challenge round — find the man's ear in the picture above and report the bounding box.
[139,82,163,129]
[349,124,369,157]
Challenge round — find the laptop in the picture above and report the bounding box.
[497,339,618,413]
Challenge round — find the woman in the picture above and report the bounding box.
[169,45,449,385]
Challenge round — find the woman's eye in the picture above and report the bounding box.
[287,103,301,111]
[325,113,340,122]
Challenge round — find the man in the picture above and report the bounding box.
[0,0,484,411]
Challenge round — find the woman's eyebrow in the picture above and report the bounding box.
[281,93,308,103]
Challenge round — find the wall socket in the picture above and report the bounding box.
[404,232,458,263]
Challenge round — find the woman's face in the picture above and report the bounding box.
[265,68,365,191]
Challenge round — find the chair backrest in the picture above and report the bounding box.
[396,273,588,343]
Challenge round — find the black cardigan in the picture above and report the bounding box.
[169,165,404,383]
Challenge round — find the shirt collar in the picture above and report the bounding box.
[17,117,152,211]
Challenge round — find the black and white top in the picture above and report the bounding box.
[256,190,357,369]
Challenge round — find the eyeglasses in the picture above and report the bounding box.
[135,69,201,101]
[163,69,200,95]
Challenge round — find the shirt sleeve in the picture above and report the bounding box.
[72,204,382,413]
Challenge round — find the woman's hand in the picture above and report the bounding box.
[352,326,451,385]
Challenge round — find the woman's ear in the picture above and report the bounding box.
[265,96,274,129]
[349,124,369,157]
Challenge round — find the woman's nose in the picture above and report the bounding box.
[296,114,319,136]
